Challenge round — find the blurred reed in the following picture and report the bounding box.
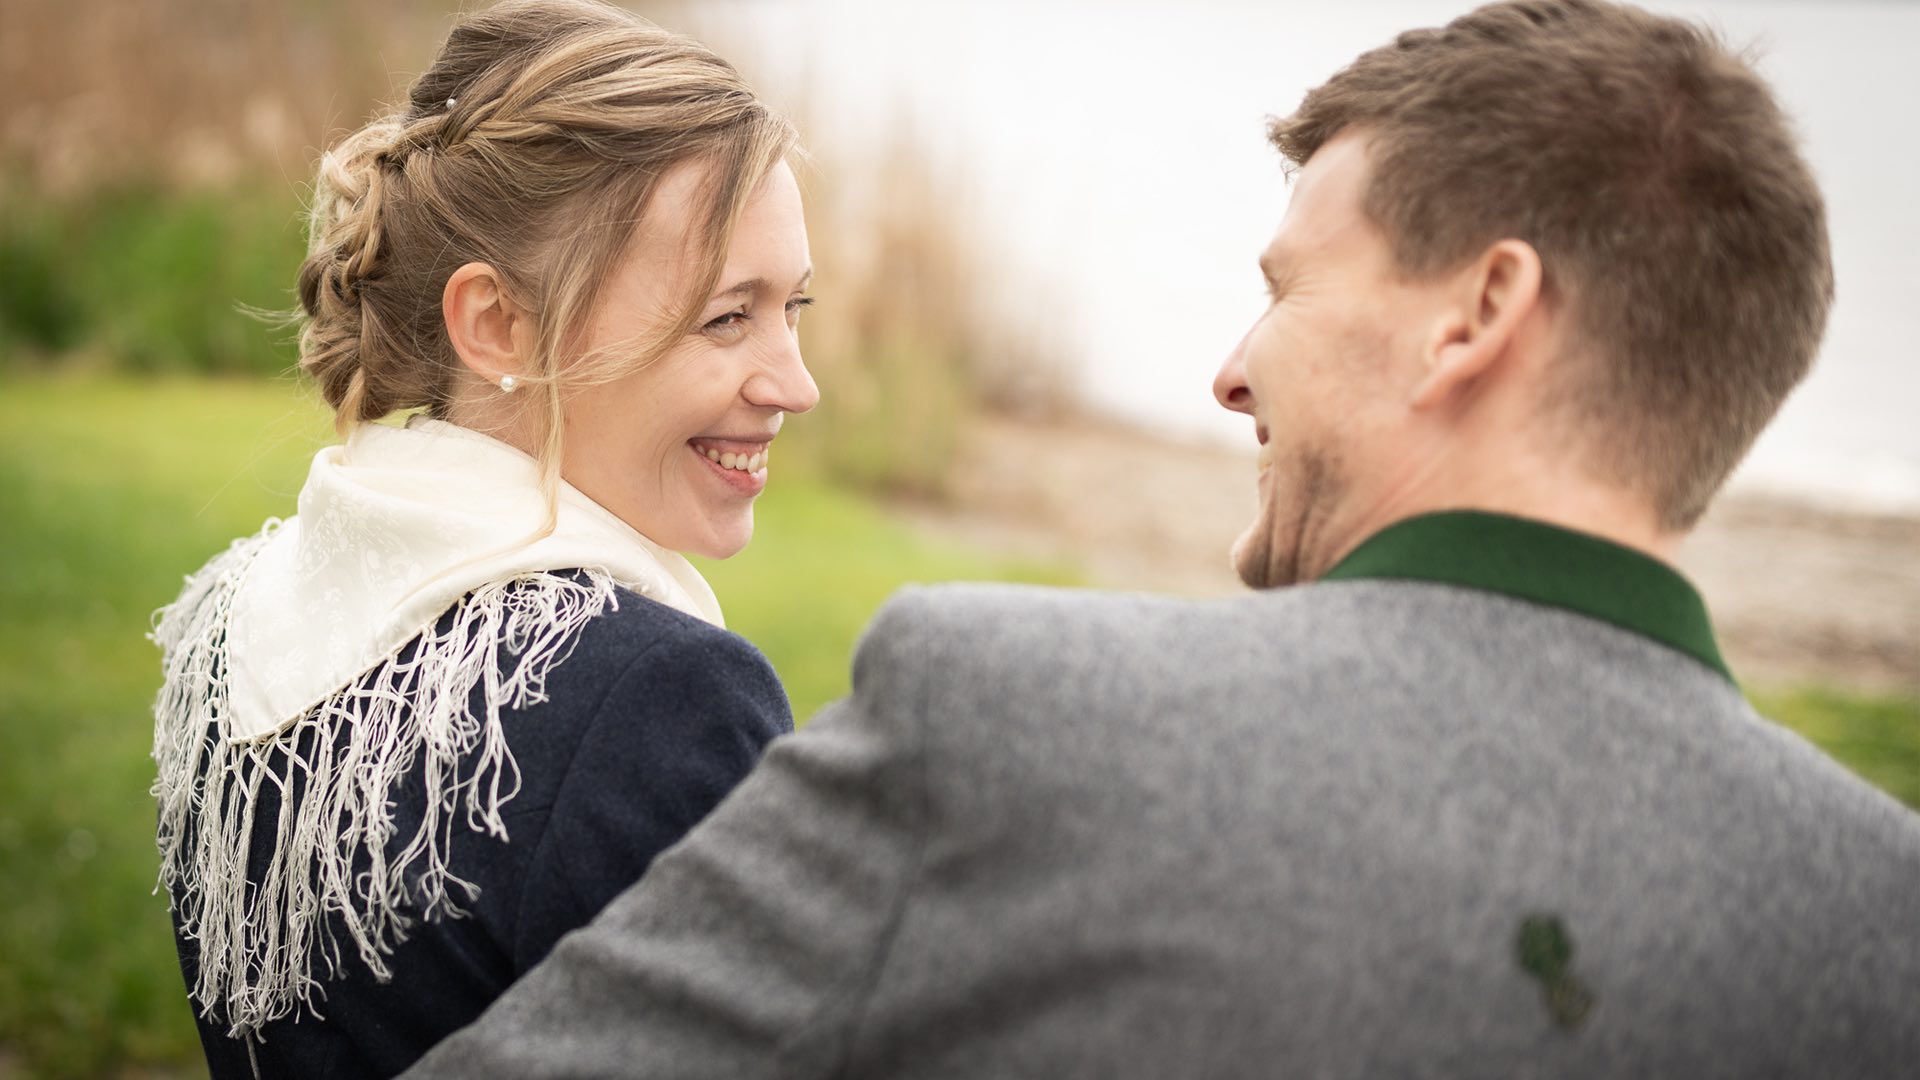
[0,0,439,194]
[0,0,1069,492]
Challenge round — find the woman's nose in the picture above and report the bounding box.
[746,332,820,414]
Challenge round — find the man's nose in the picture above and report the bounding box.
[747,332,820,414]
[1213,333,1254,415]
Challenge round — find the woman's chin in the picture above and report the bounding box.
[683,513,755,560]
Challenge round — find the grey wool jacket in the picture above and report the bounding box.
[406,512,1920,1079]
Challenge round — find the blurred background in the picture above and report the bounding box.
[2,0,1915,1075]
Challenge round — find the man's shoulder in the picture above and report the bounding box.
[860,578,1342,655]
[859,575,1757,689]
[843,577,1763,787]
[853,577,1529,693]
[852,577,1920,855]
[843,579,1459,751]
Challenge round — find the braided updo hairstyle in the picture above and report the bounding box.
[296,0,796,453]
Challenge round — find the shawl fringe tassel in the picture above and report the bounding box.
[149,520,620,1038]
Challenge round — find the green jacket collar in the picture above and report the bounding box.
[1322,510,1731,681]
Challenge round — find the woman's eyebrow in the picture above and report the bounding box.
[712,268,815,300]
[713,278,767,300]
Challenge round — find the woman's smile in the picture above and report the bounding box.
[688,436,773,495]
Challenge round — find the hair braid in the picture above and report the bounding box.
[296,117,406,430]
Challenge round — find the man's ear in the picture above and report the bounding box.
[1411,239,1543,411]
[443,262,531,387]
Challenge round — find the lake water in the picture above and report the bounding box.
[716,0,1920,514]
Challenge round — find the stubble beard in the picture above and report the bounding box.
[1232,446,1342,590]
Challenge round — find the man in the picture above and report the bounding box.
[408,1,1920,1076]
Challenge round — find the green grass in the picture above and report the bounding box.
[0,373,1069,1078]
[0,185,309,376]
[1750,687,1920,811]
[0,376,332,1078]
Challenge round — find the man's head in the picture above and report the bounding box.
[1213,0,1832,588]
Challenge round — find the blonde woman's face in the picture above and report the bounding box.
[561,159,817,559]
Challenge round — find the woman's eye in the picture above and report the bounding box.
[785,296,815,322]
[703,310,749,336]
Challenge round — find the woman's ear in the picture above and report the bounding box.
[1411,239,1544,411]
[443,262,530,387]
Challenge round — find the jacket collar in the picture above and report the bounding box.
[1322,510,1730,681]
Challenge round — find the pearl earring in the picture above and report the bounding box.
[499,375,518,394]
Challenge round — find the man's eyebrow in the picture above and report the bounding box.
[713,267,815,301]
[1259,251,1291,298]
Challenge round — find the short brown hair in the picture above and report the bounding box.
[1269,0,1831,528]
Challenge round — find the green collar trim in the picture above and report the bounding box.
[1322,510,1731,681]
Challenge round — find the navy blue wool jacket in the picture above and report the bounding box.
[171,575,792,1078]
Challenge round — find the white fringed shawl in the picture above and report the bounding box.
[149,416,722,1038]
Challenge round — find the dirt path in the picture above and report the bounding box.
[899,413,1920,693]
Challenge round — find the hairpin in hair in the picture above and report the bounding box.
[445,97,458,109]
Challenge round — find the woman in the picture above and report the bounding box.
[149,1,816,1074]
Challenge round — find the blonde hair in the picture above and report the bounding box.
[296,0,795,490]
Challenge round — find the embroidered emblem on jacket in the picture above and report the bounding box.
[1516,914,1595,1030]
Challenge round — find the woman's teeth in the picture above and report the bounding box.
[704,447,767,473]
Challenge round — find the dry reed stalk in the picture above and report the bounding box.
[1,0,441,194]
